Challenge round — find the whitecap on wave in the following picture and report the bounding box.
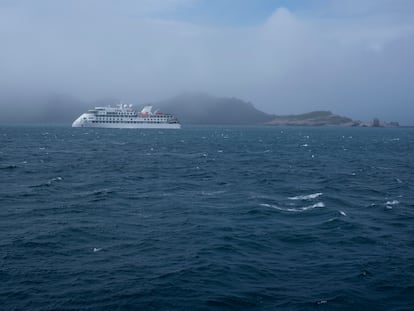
[260,202,325,212]
[50,176,63,183]
[256,191,325,213]
[288,192,323,200]
[200,190,227,196]
[385,200,399,209]
[31,176,63,188]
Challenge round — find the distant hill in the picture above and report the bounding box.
[153,93,274,124]
[267,111,355,126]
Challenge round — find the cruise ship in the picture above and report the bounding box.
[72,104,181,129]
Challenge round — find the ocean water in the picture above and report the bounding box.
[1,125,413,310]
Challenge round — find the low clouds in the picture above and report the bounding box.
[1,0,413,123]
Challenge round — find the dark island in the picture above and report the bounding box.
[266,111,399,127]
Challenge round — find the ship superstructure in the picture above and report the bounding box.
[72,104,181,129]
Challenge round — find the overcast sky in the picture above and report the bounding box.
[1,0,414,123]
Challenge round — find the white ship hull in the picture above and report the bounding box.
[72,120,181,129]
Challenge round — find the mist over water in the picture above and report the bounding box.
[1,125,413,309]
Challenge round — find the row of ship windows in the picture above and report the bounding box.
[99,114,135,116]
[92,120,166,124]
[98,114,167,117]
[98,116,168,120]
[95,120,168,122]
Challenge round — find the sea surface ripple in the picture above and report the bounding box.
[1,125,413,310]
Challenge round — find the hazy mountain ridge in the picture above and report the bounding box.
[267,110,354,126]
[154,93,273,124]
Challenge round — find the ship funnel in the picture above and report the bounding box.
[141,106,153,114]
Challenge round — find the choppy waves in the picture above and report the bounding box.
[0,125,413,310]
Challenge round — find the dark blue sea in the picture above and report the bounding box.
[1,125,413,310]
